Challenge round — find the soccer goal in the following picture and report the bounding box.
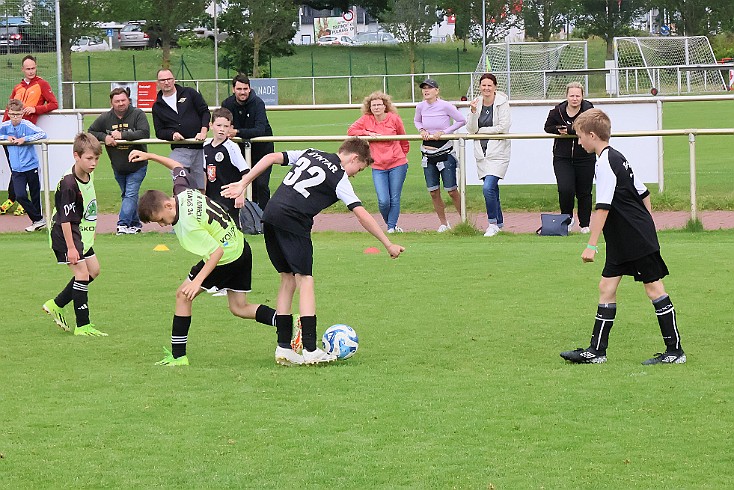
[468,41,588,100]
[614,36,726,96]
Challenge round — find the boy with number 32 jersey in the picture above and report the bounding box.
[221,138,404,366]
[132,150,277,367]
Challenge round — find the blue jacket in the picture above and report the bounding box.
[0,119,47,172]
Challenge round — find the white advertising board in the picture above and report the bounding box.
[457,100,661,185]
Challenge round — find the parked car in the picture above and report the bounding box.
[352,31,398,45]
[316,35,354,46]
[0,24,55,53]
[71,36,110,53]
[118,21,177,49]
[192,26,228,42]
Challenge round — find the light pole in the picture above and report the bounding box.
[482,0,487,71]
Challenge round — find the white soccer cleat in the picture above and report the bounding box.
[302,347,337,365]
[275,346,303,366]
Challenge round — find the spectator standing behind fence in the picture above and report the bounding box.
[1,55,58,217]
[152,69,210,192]
[0,99,47,232]
[467,73,512,238]
[88,87,150,235]
[221,74,274,210]
[414,78,466,232]
[544,81,595,233]
[348,91,409,233]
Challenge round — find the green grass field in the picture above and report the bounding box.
[2,229,732,488]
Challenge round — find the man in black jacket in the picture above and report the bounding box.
[152,69,210,191]
[88,87,150,234]
[221,74,274,210]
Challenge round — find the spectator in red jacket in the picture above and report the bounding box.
[1,55,58,216]
[348,92,409,233]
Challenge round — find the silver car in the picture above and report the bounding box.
[118,22,148,49]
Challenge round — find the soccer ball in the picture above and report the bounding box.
[322,324,359,360]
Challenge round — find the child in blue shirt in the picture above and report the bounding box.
[0,99,47,231]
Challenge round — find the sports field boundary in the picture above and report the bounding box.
[1,210,733,234]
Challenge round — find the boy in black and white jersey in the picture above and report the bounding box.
[560,109,685,366]
[203,107,249,225]
[222,138,405,365]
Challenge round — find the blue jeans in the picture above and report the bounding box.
[372,163,408,230]
[114,166,147,228]
[482,175,503,227]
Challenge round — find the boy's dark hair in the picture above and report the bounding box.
[232,74,250,87]
[338,138,373,166]
[22,55,36,64]
[110,87,131,100]
[6,99,23,112]
[73,132,103,157]
[211,107,233,123]
[138,190,170,223]
[573,108,611,141]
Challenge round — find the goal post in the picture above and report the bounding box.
[468,41,588,100]
[613,36,726,96]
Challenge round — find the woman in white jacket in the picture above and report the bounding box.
[467,73,511,237]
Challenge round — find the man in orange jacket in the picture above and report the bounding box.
[1,55,58,216]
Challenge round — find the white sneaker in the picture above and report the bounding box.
[275,346,304,366]
[24,218,46,232]
[124,226,142,234]
[437,223,451,233]
[580,226,590,234]
[387,228,395,234]
[393,226,403,233]
[484,224,500,237]
[116,226,128,235]
[302,347,337,365]
[568,217,575,233]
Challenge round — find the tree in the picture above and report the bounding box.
[382,0,439,73]
[571,0,650,58]
[439,1,472,50]
[219,0,298,77]
[651,0,734,36]
[470,0,523,45]
[110,0,207,69]
[522,0,569,41]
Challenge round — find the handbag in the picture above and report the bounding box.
[536,213,572,236]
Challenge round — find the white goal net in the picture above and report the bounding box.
[468,41,588,100]
[614,36,726,95]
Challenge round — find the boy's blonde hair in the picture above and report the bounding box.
[360,91,396,116]
[573,108,611,141]
[138,190,170,223]
[6,99,23,112]
[73,132,103,156]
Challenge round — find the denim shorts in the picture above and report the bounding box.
[423,154,458,192]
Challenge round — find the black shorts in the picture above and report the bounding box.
[602,251,669,283]
[54,247,95,264]
[188,241,253,292]
[263,222,313,276]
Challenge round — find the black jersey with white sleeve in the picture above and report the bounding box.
[262,149,362,236]
[595,146,659,264]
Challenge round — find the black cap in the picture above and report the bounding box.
[419,78,439,89]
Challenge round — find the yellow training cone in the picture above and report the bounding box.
[153,244,169,252]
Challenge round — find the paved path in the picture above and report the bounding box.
[2,210,733,234]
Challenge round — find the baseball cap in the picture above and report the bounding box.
[419,78,439,89]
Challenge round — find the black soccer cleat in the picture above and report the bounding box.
[560,348,607,364]
[642,351,686,365]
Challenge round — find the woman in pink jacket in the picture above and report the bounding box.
[348,92,409,233]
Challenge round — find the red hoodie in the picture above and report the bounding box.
[347,111,409,171]
[3,76,58,124]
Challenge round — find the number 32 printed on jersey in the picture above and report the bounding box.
[282,157,326,198]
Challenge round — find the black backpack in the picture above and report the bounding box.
[239,200,264,235]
